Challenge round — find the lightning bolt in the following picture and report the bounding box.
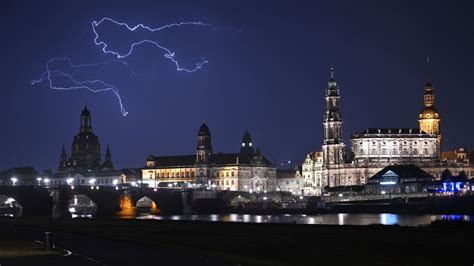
[31,57,132,116]
[33,17,239,116]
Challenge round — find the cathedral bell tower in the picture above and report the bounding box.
[418,58,441,157]
[419,82,441,156]
[196,122,213,164]
[322,67,345,186]
[322,67,345,165]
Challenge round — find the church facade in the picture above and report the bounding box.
[142,123,277,192]
[302,67,474,196]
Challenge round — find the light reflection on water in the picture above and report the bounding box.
[136,213,473,226]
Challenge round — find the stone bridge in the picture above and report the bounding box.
[0,186,187,218]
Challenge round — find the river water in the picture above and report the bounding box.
[135,213,473,226]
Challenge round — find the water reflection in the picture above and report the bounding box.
[137,213,474,226]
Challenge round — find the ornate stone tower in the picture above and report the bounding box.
[240,131,255,155]
[196,122,213,164]
[322,67,345,186]
[419,81,441,156]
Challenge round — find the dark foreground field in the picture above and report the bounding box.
[1,218,473,265]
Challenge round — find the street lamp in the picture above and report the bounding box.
[11,177,18,186]
[43,178,50,186]
[66,178,74,186]
[37,177,42,186]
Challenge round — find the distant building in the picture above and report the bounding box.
[276,167,303,195]
[365,165,434,195]
[53,105,120,187]
[302,66,474,195]
[142,124,277,192]
[302,151,323,195]
[440,172,470,194]
[441,148,472,165]
[0,167,39,186]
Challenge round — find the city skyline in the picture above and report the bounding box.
[1,0,473,171]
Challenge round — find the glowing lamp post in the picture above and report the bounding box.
[11,177,18,186]
[113,179,118,190]
[37,177,42,186]
[44,178,50,187]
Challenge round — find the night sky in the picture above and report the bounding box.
[1,0,473,171]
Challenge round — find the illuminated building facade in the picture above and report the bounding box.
[142,124,277,192]
[276,168,303,195]
[302,67,474,195]
[302,151,324,195]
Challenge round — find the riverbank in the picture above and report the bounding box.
[1,217,473,265]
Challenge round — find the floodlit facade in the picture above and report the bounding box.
[302,67,474,195]
[142,124,277,192]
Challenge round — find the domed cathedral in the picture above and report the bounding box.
[58,105,115,173]
[418,81,442,157]
[143,123,277,192]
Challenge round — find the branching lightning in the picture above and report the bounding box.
[32,17,239,116]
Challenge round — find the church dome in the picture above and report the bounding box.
[419,106,440,120]
[198,122,211,136]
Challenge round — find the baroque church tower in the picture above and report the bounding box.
[196,122,213,164]
[418,59,441,157]
[322,67,346,187]
[418,82,441,156]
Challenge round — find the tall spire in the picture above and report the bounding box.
[426,56,432,85]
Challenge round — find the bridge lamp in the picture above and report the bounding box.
[299,196,304,200]
[37,177,42,185]
[112,179,118,186]
[131,181,137,187]
[153,188,157,192]
[381,191,386,195]
[66,178,74,186]
[263,197,267,200]
[338,193,343,197]
[44,178,50,186]
[11,177,18,186]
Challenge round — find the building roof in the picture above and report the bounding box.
[351,128,436,138]
[0,167,39,180]
[276,168,301,179]
[369,164,434,181]
[146,152,273,168]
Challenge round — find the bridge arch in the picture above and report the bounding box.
[0,195,23,218]
[68,194,97,218]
